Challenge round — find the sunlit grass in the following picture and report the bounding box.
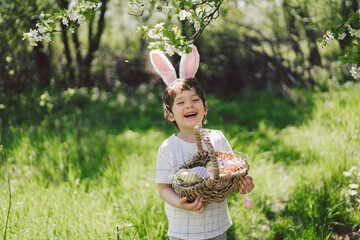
[1,83,360,239]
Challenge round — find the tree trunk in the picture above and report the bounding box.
[80,0,109,87]
[57,0,75,87]
[297,5,321,66]
[282,0,304,64]
[33,44,51,89]
[61,27,76,87]
[338,0,359,50]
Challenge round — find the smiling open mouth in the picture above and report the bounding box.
[184,112,197,118]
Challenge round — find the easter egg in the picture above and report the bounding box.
[191,167,211,179]
[179,171,199,184]
[175,169,189,178]
[206,166,214,177]
[244,198,253,209]
[223,160,236,171]
[206,161,212,168]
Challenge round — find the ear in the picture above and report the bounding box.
[204,103,208,115]
[179,44,200,79]
[149,50,177,85]
[166,112,175,122]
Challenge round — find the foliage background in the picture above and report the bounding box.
[1,0,360,239]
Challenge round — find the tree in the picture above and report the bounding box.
[24,0,225,56]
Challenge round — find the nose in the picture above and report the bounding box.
[185,102,193,109]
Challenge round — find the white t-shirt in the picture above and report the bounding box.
[156,129,233,240]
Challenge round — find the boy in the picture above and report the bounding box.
[156,78,254,240]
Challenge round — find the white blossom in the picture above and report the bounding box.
[148,23,165,39]
[350,184,359,189]
[43,33,52,42]
[154,22,165,29]
[154,2,170,12]
[196,7,202,17]
[343,171,352,177]
[164,43,176,56]
[77,15,87,25]
[36,23,47,34]
[67,9,79,22]
[325,31,334,44]
[194,21,201,31]
[179,10,191,21]
[348,190,358,196]
[82,1,96,9]
[24,30,42,46]
[350,166,357,172]
[62,16,69,26]
[148,29,163,39]
[338,32,346,40]
[348,25,360,38]
[350,66,360,79]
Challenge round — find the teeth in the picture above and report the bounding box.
[185,113,197,117]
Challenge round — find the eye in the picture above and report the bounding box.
[193,98,200,102]
[176,101,184,105]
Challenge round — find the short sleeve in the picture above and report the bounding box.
[155,142,173,184]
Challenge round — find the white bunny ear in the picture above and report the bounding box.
[179,45,200,79]
[149,50,177,85]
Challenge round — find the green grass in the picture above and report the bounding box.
[1,83,360,239]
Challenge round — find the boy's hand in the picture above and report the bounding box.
[179,196,208,214]
[239,176,254,194]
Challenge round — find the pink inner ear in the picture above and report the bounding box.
[184,48,197,78]
[153,54,176,84]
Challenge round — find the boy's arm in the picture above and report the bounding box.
[158,183,207,214]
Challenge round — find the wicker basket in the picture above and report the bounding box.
[172,126,250,203]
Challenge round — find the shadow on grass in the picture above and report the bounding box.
[207,89,314,133]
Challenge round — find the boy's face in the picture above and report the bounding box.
[167,88,207,131]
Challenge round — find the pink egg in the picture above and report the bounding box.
[223,160,236,171]
[244,198,252,209]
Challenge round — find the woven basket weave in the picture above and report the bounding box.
[172,126,249,203]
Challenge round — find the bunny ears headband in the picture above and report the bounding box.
[149,45,200,86]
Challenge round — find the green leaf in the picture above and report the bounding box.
[163,29,172,39]
[338,56,348,62]
[185,46,192,54]
[82,8,94,19]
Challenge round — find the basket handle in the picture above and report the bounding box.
[194,126,220,180]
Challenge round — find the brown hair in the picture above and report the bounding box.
[162,78,207,129]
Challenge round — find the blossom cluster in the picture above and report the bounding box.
[23,13,53,46]
[320,9,360,80]
[134,0,222,56]
[348,25,360,38]
[349,65,360,79]
[23,0,98,46]
[343,166,360,206]
[139,23,188,56]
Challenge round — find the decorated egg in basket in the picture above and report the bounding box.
[190,166,211,179]
[179,171,199,184]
